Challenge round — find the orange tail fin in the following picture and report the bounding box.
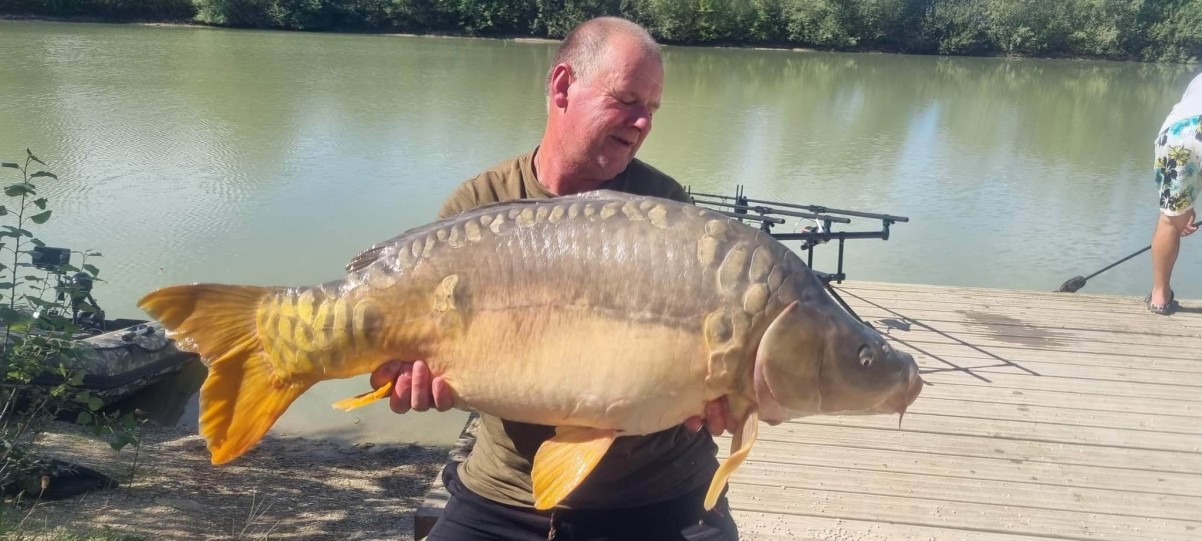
[138,284,310,464]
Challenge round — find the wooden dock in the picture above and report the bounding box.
[415,281,1202,540]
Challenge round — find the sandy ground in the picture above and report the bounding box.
[10,422,449,540]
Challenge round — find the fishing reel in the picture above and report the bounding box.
[30,246,106,335]
[61,271,105,334]
[795,220,829,251]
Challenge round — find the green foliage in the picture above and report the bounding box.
[1145,0,1202,63]
[625,0,767,44]
[0,0,196,20]
[534,0,623,37]
[0,150,143,506]
[455,0,538,34]
[1,0,1199,60]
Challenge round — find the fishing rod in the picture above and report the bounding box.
[690,195,852,224]
[691,190,909,224]
[1057,219,1202,293]
[709,209,786,226]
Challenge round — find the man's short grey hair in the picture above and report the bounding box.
[545,17,662,98]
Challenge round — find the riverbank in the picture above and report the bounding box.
[0,13,1186,67]
[9,422,447,540]
[2,0,1199,64]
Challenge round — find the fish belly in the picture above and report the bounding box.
[431,307,713,435]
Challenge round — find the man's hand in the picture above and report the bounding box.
[1181,209,1198,237]
[684,396,738,436]
[370,360,454,413]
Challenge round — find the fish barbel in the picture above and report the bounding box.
[138,190,922,511]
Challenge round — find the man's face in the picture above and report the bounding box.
[562,39,663,182]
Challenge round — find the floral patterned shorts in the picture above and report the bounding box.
[1155,115,1202,216]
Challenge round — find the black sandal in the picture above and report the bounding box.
[1145,290,1178,315]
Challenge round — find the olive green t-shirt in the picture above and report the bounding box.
[438,148,719,510]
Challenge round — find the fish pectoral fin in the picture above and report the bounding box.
[703,410,759,510]
[332,381,393,411]
[531,426,616,510]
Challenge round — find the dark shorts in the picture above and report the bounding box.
[425,463,740,541]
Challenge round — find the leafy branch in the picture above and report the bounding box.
[0,150,140,506]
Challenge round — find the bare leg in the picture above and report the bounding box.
[1151,210,1196,307]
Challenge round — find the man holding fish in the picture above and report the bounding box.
[373,16,744,540]
[138,15,922,541]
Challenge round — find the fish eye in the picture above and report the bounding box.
[858,345,874,367]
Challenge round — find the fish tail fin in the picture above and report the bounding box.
[138,284,271,366]
[138,284,308,464]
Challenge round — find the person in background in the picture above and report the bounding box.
[1148,71,1202,315]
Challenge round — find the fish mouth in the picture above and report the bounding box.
[878,361,923,417]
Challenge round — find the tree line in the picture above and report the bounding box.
[2,0,1200,63]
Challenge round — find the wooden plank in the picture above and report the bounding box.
[732,511,1060,541]
[851,298,1202,331]
[792,413,1202,454]
[848,303,1202,332]
[857,315,1201,348]
[747,424,1202,474]
[836,287,1202,327]
[837,280,1198,307]
[835,289,1148,310]
[917,369,1202,403]
[915,382,1202,418]
[860,314,1197,353]
[912,352,1201,387]
[717,439,1202,498]
[897,340,1202,374]
[906,396,1202,435]
[841,290,1202,328]
[722,461,1202,523]
[850,304,1202,337]
[879,327,1200,361]
[724,484,1200,541]
[834,285,1151,309]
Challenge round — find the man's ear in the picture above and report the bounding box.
[549,63,572,110]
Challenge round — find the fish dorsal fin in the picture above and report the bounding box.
[570,189,643,201]
[344,191,656,273]
[344,199,548,273]
[704,410,759,510]
[531,426,617,510]
[344,245,391,274]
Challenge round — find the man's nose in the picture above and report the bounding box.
[630,105,652,132]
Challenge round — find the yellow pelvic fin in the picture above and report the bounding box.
[531,426,616,510]
[332,381,394,411]
[138,284,307,465]
[704,410,759,510]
